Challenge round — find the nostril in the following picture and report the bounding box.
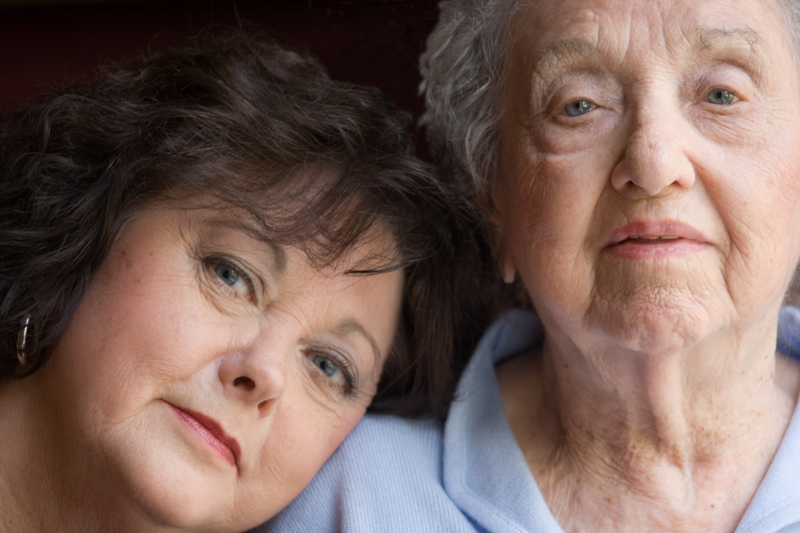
[258,400,269,410]
[233,376,256,391]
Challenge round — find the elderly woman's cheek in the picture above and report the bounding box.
[714,112,800,286]
[724,169,800,314]
[496,153,607,321]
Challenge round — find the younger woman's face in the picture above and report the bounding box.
[37,204,403,531]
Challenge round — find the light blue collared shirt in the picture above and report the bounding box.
[259,308,800,533]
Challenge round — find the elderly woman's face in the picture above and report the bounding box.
[492,0,800,351]
[37,205,403,530]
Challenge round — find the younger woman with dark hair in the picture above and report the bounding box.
[0,35,494,532]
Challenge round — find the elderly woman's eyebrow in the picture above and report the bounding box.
[528,27,769,81]
[206,218,287,273]
[528,38,601,79]
[694,27,762,51]
[691,26,769,75]
[336,318,382,367]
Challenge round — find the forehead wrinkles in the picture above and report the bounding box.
[511,6,602,78]
[521,10,769,86]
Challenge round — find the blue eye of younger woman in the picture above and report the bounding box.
[564,99,595,117]
[310,352,356,396]
[211,260,252,299]
[215,263,240,286]
[313,355,339,378]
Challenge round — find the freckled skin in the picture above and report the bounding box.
[491,0,800,531]
[0,205,404,532]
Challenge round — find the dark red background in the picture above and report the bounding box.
[0,0,439,156]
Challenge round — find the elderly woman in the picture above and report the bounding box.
[264,0,800,531]
[0,36,492,532]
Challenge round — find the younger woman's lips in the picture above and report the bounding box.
[167,403,241,468]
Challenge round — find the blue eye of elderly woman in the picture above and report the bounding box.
[564,100,595,117]
[707,89,737,105]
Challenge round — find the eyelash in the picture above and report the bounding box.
[306,348,357,398]
[203,256,259,304]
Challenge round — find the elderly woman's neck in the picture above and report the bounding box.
[548,329,795,457]
[497,314,800,533]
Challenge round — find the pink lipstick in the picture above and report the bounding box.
[168,403,240,468]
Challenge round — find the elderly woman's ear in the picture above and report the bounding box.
[478,183,517,285]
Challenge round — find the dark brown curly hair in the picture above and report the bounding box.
[0,34,499,419]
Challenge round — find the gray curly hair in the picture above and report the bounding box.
[421,0,800,199]
[781,0,800,53]
[420,0,520,198]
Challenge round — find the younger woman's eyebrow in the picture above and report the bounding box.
[336,318,382,366]
[207,218,287,273]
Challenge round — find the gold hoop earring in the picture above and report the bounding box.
[16,313,33,366]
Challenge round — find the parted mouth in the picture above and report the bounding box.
[606,219,708,247]
[167,402,241,469]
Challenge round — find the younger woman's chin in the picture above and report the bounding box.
[118,461,244,531]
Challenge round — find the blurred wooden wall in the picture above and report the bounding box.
[0,0,439,156]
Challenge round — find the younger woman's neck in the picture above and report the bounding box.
[0,376,146,533]
[0,377,56,532]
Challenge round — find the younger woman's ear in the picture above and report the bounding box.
[477,187,516,285]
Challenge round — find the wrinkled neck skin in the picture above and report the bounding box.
[498,306,800,533]
[0,375,151,533]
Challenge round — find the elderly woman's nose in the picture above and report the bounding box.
[218,335,289,418]
[610,108,696,198]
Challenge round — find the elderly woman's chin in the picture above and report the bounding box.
[584,273,749,354]
[527,247,797,358]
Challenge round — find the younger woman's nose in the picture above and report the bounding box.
[218,336,290,418]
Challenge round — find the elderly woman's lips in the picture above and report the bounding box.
[605,220,709,259]
[167,403,241,468]
[607,237,708,259]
